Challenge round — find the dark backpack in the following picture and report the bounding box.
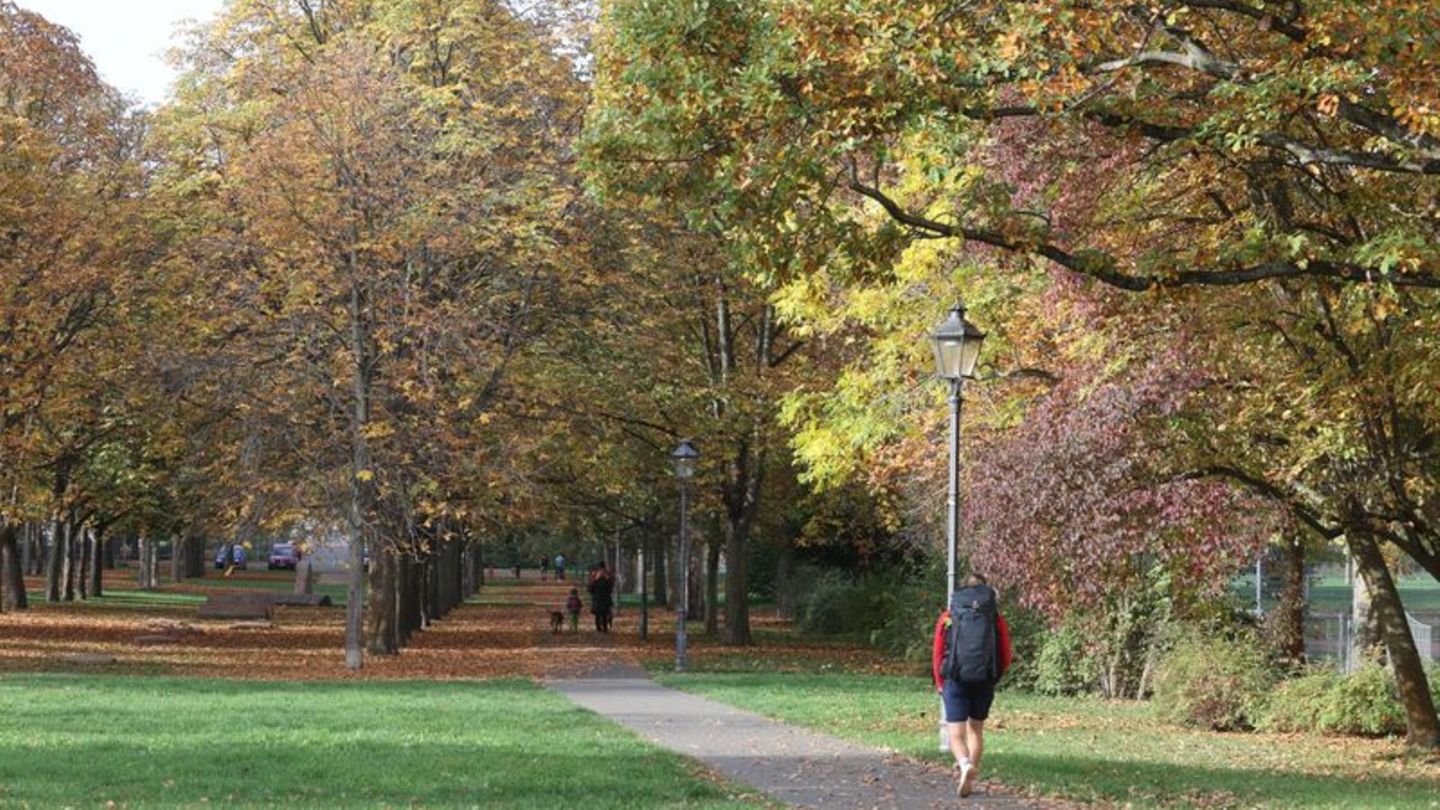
[941,585,999,685]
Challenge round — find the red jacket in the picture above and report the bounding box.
[932,609,1012,691]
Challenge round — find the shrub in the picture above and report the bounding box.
[1153,632,1275,731]
[1257,668,1340,733]
[796,574,870,635]
[1317,664,1406,737]
[997,606,1046,692]
[1033,620,1100,696]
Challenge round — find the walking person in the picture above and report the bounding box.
[587,561,615,633]
[932,573,1012,798]
[554,553,566,582]
[540,555,549,582]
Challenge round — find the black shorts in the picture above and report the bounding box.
[941,679,996,723]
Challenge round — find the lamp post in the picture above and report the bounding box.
[671,440,699,672]
[930,302,986,601]
[929,302,985,751]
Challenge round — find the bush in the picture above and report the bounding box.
[796,574,870,635]
[997,606,1047,692]
[1152,633,1275,731]
[1317,664,1406,737]
[1033,620,1100,696]
[794,562,972,673]
[1256,668,1340,733]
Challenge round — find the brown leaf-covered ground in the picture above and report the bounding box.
[0,569,901,681]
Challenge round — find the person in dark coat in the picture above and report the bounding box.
[587,561,616,633]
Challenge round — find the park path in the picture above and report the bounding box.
[547,667,1038,809]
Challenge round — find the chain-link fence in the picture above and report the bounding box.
[1305,612,1438,672]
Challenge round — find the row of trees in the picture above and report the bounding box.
[0,0,834,666]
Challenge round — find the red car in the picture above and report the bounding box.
[267,543,301,570]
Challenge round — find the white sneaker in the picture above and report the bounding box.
[957,761,974,798]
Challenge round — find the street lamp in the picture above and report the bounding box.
[671,440,699,672]
[930,302,984,750]
[930,302,985,599]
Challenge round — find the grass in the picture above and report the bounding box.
[26,580,348,610]
[21,589,209,612]
[0,674,763,809]
[181,573,350,606]
[655,672,1440,809]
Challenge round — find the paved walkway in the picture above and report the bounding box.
[548,668,1037,809]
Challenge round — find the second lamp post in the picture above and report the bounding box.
[670,440,700,672]
[929,302,985,602]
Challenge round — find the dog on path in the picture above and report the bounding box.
[549,610,566,633]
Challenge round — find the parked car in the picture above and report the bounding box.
[214,544,247,570]
[268,542,301,570]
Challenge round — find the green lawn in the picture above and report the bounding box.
[656,672,1440,809]
[0,675,761,809]
[51,589,209,608]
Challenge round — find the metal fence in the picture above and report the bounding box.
[1306,612,1438,672]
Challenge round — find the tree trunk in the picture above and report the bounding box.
[78,526,91,600]
[2,522,27,611]
[139,536,149,590]
[425,553,438,627]
[1275,534,1306,663]
[20,522,36,576]
[365,548,399,655]
[1349,523,1440,749]
[721,439,763,646]
[653,537,667,607]
[45,518,63,602]
[1350,552,1381,668]
[171,533,185,583]
[102,533,116,570]
[704,538,720,635]
[88,525,104,598]
[346,274,379,667]
[60,518,76,602]
[187,535,206,578]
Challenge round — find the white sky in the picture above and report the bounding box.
[18,0,227,106]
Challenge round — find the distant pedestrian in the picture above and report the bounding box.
[932,572,1011,798]
[565,588,583,632]
[588,561,615,633]
[540,555,549,581]
[554,553,566,582]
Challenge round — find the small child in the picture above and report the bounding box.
[565,588,583,633]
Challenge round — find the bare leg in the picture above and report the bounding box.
[946,722,970,767]
[965,720,985,767]
[964,719,985,790]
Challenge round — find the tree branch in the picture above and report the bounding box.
[844,161,1440,290]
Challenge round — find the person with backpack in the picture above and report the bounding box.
[932,572,1012,798]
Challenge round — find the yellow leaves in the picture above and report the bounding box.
[362,421,395,440]
[355,469,375,482]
